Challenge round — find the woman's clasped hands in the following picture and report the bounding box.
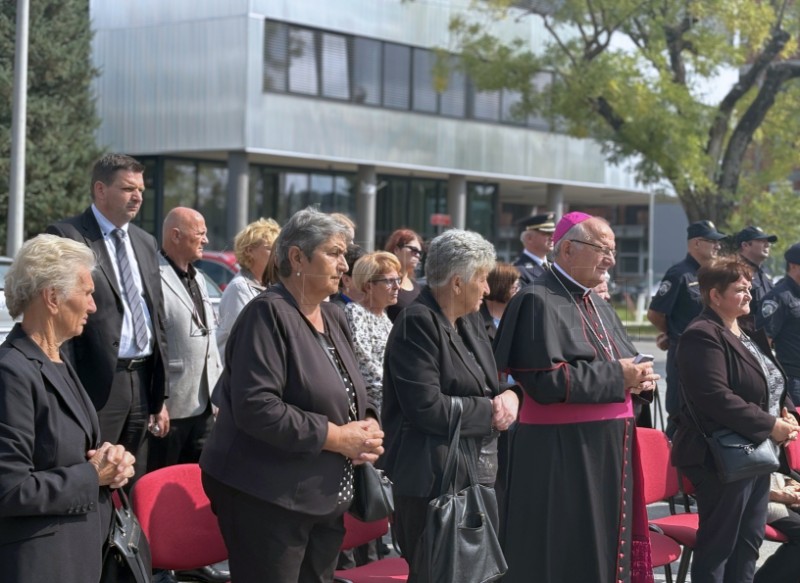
[771,407,800,445]
[326,418,385,465]
[87,442,136,489]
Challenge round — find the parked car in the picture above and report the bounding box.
[0,256,14,343]
[195,251,238,291]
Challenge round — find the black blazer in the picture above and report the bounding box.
[672,309,797,469]
[46,207,168,414]
[200,283,374,516]
[382,286,498,498]
[0,325,110,583]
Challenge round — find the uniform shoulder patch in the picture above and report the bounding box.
[658,281,672,296]
[761,300,778,318]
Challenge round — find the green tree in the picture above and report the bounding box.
[0,0,102,254]
[447,0,800,226]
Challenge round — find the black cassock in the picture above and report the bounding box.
[494,267,654,583]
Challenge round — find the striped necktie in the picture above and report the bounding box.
[112,229,148,351]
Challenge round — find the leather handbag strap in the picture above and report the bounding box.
[680,335,736,439]
[439,397,463,496]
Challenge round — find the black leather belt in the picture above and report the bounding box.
[116,357,149,371]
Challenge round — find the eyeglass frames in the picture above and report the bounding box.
[568,239,617,258]
[370,277,403,288]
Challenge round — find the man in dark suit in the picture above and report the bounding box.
[513,212,556,285]
[46,153,169,480]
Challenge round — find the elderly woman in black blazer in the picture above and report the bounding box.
[672,257,799,583]
[0,235,135,583]
[200,207,384,582]
[382,229,520,579]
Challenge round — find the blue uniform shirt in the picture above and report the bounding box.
[757,275,800,377]
[649,254,703,340]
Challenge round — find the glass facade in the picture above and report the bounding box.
[263,18,555,129]
[135,156,497,251]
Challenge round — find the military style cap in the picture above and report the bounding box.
[518,213,556,233]
[785,243,800,265]
[735,225,777,245]
[687,220,726,241]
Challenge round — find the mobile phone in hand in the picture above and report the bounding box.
[634,353,654,364]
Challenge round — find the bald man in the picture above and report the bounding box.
[149,208,222,472]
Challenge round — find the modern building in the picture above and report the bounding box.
[90,0,658,283]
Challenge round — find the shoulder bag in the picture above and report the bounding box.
[100,489,152,583]
[415,397,507,583]
[350,462,395,522]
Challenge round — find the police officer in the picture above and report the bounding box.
[647,220,727,436]
[757,243,800,405]
[513,213,556,285]
[735,225,777,330]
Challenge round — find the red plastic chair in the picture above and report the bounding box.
[334,514,408,583]
[131,463,228,574]
[637,428,685,583]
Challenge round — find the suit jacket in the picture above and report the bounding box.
[382,286,498,498]
[46,207,168,414]
[672,308,797,469]
[200,283,375,516]
[159,255,222,419]
[513,251,546,286]
[0,325,110,583]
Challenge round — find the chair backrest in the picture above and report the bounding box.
[131,463,228,570]
[786,437,800,473]
[340,513,389,550]
[636,427,681,505]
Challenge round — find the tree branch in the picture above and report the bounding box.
[718,60,800,195]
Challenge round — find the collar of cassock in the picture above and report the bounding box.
[552,262,592,297]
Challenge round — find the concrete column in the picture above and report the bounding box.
[356,165,377,251]
[226,151,249,247]
[546,183,565,222]
[447,174,467,230]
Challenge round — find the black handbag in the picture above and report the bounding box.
[704,428,780,484]
[415,397,507,583]
[349,461,395,522]
[100,490,152,583]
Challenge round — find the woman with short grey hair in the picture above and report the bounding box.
[381,229,520,579]
[0,234,136,583]
[201,207,384,582]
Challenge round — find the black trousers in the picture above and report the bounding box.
[97,361,151,485]
[683,466,770,583]
[147,404,213,472]
[754,508,800,583]
[201,472,344,583]
[393,495,430,582]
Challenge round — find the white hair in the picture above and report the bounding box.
[425,229,496,288]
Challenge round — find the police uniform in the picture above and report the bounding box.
[735,226,777,330]
[513,213,555,286]
[649,220,727,435]
[757,243,800,405]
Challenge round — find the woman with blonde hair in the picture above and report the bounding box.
[217,218,280,361]
[345,251,402,412]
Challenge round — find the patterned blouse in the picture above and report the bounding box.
[344,302,393,413]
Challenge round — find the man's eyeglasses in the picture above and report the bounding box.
[568,239,617,258]
[401,245,423,257]
[190,298,219,337]
[370,277,403,288]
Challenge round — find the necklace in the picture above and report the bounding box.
[553,270,615,360]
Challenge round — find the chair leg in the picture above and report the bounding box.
[663,562,673,583]
[675,548,693,583]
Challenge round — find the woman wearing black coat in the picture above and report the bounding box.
[381,229,520,580]
[672,257,799,583]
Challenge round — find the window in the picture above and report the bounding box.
[352,38,381,105]
[383,43,411,110]
[473,88,501,121]
[321,33,349,100]
[288,27,318,95]
[264,21,289,92]
[412,48,438,113]
[440,57,467,118]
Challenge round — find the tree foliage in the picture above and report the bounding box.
[0,0,102,254]
[447,0,800,226]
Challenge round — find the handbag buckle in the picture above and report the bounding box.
[743,445,754,455]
